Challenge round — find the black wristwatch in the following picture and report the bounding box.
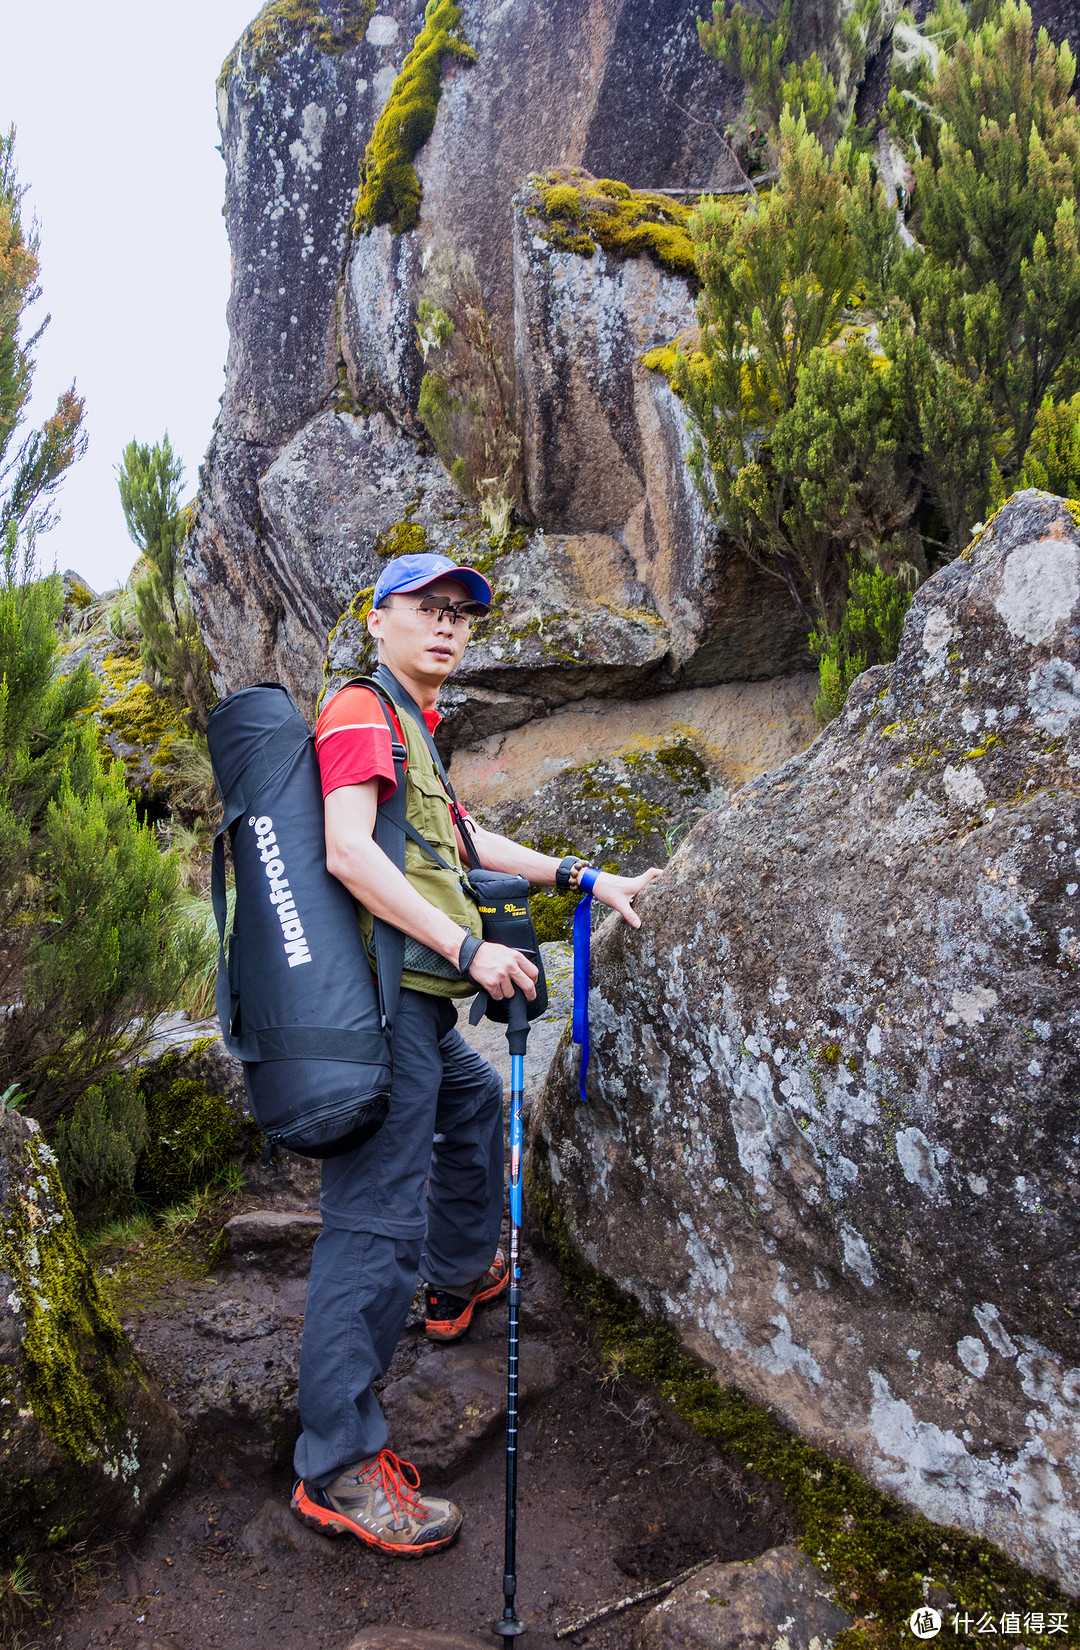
[555,854,587,892]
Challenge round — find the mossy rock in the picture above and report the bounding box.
[353,0,476,236]
[219,0,376,88]
[528,1152,1077,1648]
[375,520,429,559]
[477,738,714,941]
[68,643,187,804]
[525,168,701,285]
[136,1056,242,1209]
[0,1111,186,1562]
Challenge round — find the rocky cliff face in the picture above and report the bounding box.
[188,0,813,728]
[532,491,1080,1590]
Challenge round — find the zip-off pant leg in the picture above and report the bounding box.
[293,989,503,1487]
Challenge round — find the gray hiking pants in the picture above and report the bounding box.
[293,989,504,1487]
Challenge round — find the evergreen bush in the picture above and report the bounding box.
[679,0,1080,719]
[118,435,215,734]
[810,561,914,725]
[0,134,205,1138]
[54,1074,148,1222]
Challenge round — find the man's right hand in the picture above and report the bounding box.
[467,941,539,1001]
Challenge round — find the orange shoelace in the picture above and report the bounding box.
[358,1449,427,1524]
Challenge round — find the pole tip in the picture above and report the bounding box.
[492,1614,527,1638]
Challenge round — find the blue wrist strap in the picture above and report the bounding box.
[571,867,600,1103]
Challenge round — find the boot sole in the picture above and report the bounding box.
[291,1482,461,1558]
[425,1264,510,1342]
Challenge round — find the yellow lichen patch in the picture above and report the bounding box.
[93,652,185,797]
[353,0,476,236]
[219,0,376,87]
[374,520,429,558]
[527,169,700,284]
[642,327,710,398]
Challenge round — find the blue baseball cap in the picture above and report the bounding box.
[372,553,492,609]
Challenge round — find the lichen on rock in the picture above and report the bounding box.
[533,489,1080,1590]
[218,0,377,88]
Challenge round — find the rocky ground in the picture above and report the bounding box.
[39,1210,793,1650]
[26,965,822,1650]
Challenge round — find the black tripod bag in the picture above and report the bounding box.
[207,682,391,1157]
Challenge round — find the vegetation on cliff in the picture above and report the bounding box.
[353,0,475,235]
[218,0,377,88]
[118,436,215,735]
[415,244,523,541]
[668,0,1080,722]
[526,170,699,283]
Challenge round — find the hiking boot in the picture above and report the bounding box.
[425,1249,509,1342]
[291,1449,462,1557]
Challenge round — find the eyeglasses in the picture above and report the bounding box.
[388,594,489,628]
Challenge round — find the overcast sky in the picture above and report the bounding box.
[0,0,259,592]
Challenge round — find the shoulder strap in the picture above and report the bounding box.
[370,664,481,870]
[369,701,408,1036]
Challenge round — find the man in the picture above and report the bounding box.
[291,552,660,1556]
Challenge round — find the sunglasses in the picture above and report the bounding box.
[387,593,490,627]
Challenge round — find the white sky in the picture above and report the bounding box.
[0,0,259,592]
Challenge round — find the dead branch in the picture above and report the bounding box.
[553,1557,715,1640]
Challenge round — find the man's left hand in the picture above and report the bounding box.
[590,867,662,929]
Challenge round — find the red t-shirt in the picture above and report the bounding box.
[315,684,443,802]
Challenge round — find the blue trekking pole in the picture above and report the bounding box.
[493,987,530,1638]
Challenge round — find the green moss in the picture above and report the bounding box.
[92,651,184,797]
[319,583,376,713]
[218,0,376,88]
[353,0,476,236]
[528,1156,1073,1649]
[530,888,585,944]
[136,1055,239,1209]
[0,1128,128,1469]
[641,335,711,399]
[527,170,700,284]
[374,520,429,558]
[626,739,710,799]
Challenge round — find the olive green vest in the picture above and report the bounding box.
[354,685,482,999]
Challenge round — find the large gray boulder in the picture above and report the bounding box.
[0,1110,186,1558]
[532,491,1080,1590]
[186,0,755,705]
[513,180,810,682]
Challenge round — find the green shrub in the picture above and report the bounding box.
[119,436,215,734]
[699,0,839,143]
[353,0,475,235]
[137,1067,238,1209]
[1017,393,1080,497]
[55,1074,148,1221]
[811,561,914,725]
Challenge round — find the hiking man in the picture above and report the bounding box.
[290,552,660,1556]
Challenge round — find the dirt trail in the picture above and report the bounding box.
[46,1235,787,1650]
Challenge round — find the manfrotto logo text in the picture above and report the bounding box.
[250,814,311,966]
